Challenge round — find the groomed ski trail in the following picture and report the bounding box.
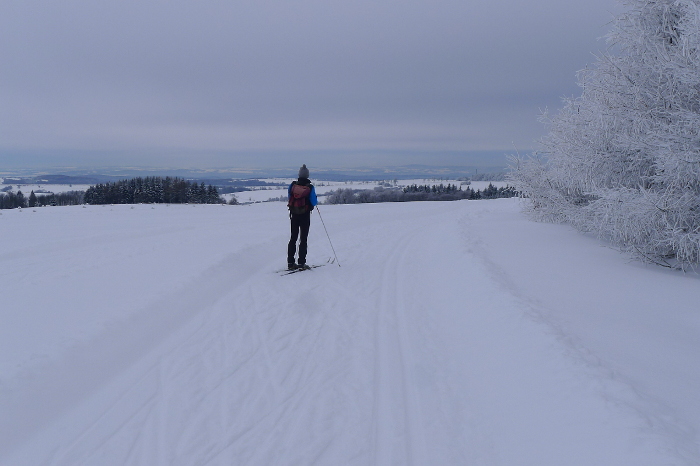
[370,221,427,466]
[1,201,693,465]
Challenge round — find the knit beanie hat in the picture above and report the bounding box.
[298,164,310,179]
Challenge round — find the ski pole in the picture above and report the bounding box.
[316,206,340,267]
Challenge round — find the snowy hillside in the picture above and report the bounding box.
[1,199,699,465]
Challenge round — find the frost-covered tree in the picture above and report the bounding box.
[511,0,700,268]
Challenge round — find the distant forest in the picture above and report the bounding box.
[0,190,84,209]
[84,177,226,205]
[0,176,229,209]
[325,183,517,204]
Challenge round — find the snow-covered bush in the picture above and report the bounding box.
[510,0,700,268]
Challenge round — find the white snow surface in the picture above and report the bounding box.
[1,199,699,465]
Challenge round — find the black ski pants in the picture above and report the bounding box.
[287,212,311,265]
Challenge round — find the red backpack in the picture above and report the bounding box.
[288,183,311,215]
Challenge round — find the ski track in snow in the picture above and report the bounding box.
[1,201,698,465]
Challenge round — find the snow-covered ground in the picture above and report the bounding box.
[1,199,698,465]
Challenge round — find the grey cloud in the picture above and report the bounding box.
[0,0,619,166]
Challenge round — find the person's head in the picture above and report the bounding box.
[298,164,310,179]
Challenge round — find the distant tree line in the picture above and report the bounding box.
[203,179,286,194]
[0,191,25,209]
[325,183,517,205]
[218,186,254,194]
[460,172,507,181]
[0,190,85,209]
[84,177,224,205]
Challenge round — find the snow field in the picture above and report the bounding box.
[0,199,698,465]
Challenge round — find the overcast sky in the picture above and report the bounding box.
[0,0,620,170]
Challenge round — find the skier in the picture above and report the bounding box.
[287,164,318,270]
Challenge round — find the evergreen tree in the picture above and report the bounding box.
[207,185,220,204]
[16,190,26,208]
[83,177,223,205]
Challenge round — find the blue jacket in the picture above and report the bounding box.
[288,180,318,207]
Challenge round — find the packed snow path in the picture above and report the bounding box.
[1,200,699,465]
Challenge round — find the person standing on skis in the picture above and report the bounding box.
[287,164,318,270]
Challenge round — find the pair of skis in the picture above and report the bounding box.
[277,258,335,276]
